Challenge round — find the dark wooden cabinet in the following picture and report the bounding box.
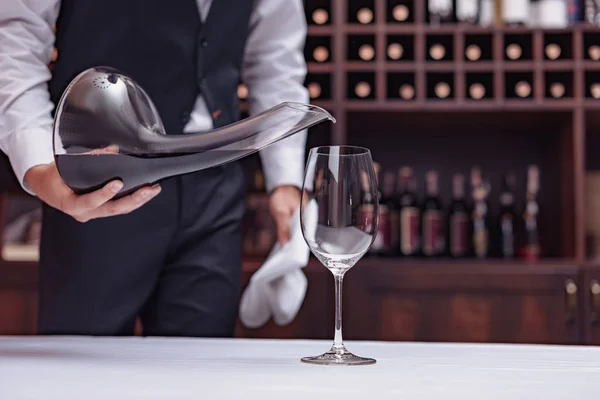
[345,260,582,345]
[1,257,599,345]
[0,262,38,335]
[581,266,600,345]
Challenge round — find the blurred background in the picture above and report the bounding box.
[3,0,600,345]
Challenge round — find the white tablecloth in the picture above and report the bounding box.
[1,336,600,399]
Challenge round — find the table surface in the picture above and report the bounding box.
[1,336,600,399]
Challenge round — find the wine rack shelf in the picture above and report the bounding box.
[290,0,600,265]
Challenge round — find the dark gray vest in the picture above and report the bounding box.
[49,0,254,133]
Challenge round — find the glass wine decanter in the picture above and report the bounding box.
[300,145,379,365]
[53,67,336,197]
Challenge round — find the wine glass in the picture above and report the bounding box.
[300,145,379,366]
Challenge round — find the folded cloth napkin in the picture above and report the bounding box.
[239,200,318,328]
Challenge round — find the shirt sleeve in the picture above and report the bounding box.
[241,0,309,193]
[0,0,61,195]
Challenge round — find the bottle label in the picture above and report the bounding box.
[400,207,420,255]
[360,204,376,233]
[473,219,488,258]
[371,205,390,251]
[450,212,468,256]
[423,210,444,255]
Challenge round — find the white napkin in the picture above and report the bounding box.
[239,200,318,328]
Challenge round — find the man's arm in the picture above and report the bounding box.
[0,0,160,221]
[242,0,309,244]
[0,0,59,192]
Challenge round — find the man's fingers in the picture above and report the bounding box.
[71,180,123,214]
[85,184,161,219]
[274,212,292,245]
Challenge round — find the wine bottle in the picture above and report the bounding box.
[478,0,495,26]
[545,43,561,60]
[429,0,455,24]
[515,80,532,98]
[359,44,376,61]
[367,163,387,256]
[589,45,600,61]
[355,81,372,98]
[469,83,486,100]
[465,44,482,61]
[471,166,491,259]
[456,0,480,23]
[520,165,540,262]
[397,167,421,256]
[537,0,568,27]
[400,84,416,100]
[429,43,447,60]
[382,171,400,256]
[393,4,411,22]
[505,43,523,60]
[357,7,374,24]
[591,82,600,99]
[53,67,335,197]
[312,8,329,25]
[387,43,404,60]
[313,46,330,63]
[498,173,517,258]
[448,174,470,258]
[308,82,322,99]
[434,82,451,99]
[421,170,445,257]
[503,0,531,25]
[549,82,565,98]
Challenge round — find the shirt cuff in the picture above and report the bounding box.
[7,128,55,195]
[259,135,306,193]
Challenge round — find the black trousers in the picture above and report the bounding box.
[38,163,246,337]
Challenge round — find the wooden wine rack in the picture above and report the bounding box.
[281,0,600,264]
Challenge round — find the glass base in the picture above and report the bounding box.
[301,346,376,366]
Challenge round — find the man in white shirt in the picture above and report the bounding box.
[0,0,308,336]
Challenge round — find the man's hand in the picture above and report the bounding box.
[25,162,161,223]
[269,185,301,245]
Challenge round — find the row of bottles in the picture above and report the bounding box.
[239,70,600,101]
[305,0,592,27]
[365,164,541,261]
[305,34,597,64]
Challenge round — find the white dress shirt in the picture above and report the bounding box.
[0,0,308,195]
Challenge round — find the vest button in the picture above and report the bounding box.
[201,39,208,48]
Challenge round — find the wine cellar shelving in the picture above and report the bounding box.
[287,0,600,267]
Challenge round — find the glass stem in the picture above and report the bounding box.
[333,273,345,352]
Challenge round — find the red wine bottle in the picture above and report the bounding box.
[367,162,388,256]
[359,168,378,250]
[497,173,517,258]
[471,166,491,259]
[382,171,399,256]
[421,170,445,257]
[520,165,540,262]
[397,167,420,257]
[448,174,470,258]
